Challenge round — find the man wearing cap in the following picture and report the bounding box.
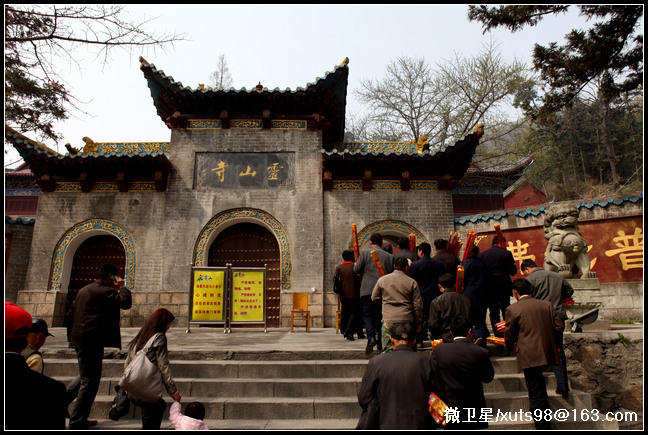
[68,263,133,429]
[357,323,437,429]
[5,302,67,430]
[21,317,54,374]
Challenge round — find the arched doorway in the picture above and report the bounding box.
[208,223,281,327]
[63,234,126,330]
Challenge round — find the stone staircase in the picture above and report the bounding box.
[43,344,618,430]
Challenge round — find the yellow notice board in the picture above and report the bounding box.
[190,268,227,322]
[231,269,266,323]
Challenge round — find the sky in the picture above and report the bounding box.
[5,4,597,168]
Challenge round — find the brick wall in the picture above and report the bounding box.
[4,221,34,303]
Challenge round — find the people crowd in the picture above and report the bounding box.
[349,232,569,429]
[5,232,571,430]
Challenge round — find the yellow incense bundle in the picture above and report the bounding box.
[370,250,386,276]
[352,224,359,261]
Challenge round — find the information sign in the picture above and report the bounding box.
[188,268,227,329]
[231,269,266,324]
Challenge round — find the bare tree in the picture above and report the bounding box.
[4,4,186,143]
[356,57,447,143]
[353,40,534,153]
[208,54,233,90]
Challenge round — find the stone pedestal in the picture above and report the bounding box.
[566,277,605,329]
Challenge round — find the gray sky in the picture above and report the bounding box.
[6,4,594,167]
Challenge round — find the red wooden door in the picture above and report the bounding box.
[64,235,126,330]
[208,223,281,327]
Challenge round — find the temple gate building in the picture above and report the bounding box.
[7,56,500,328]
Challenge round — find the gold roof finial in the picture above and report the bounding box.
[340,57,349,66]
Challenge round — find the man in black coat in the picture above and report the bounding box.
[428,274,471,341]
[68,264,132,429]
[408,242,446,344]
[432,316,494,429]
[478,235,517,337]
[432,239,460,277]
[460,245,490,345]
[357,323,437,429]
[5,302,67,430]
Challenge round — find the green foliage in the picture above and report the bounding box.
[519,91,642,201]
[468,5,643,121]
[5,6,70,142]
[617,333,629,347]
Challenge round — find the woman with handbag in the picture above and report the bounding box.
[122,308,181,429]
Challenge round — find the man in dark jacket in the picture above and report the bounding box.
[433,239,460,277]
[408,242,446,344]
[335,250,363,340]
[478,235,517,337]
[428,274,471,341]
[68,264,132,429]
[354,233,394,354]
[432,316,494,429]
[505,278,563,430]
[521,259,574,398]
[357,323,437,429]
[460,245,489,344]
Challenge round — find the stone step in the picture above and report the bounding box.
[77,388,596,422]
[54,372,563,398]
[82,418,359,430]
[87,416,618,431]
[44,359,370,379]
[45,356,520,379]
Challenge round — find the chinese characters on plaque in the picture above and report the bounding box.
[191,270,226,321]
[195,153,295,190]
[231,271,265,323]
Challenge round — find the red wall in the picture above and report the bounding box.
[504,184,547,209]
[473,216,643,284]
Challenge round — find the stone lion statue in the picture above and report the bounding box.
[543,203,595,279]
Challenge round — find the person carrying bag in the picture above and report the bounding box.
[120,308,182,429]
[119,333,164,403]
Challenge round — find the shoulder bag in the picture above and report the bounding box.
[119,333,164,403]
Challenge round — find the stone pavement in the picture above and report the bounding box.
[41,323,645,358]
[42,325,375,360]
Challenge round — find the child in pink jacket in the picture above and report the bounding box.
[169,400,209,430]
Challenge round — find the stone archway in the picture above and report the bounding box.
[49,219,136,292]
[356,220,428,250]
[193,208,292,327]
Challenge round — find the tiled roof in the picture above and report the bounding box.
[454,193,643,224]
[140,57,349,144]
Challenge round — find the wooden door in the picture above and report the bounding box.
[208,223,281,327]
[64,235,126,331]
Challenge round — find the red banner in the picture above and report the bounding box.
[473,216,643,283]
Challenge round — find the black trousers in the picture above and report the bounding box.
[69,346,104,428]
[131,397,167,429]
[341,297,363,336]
[523,365,552,430]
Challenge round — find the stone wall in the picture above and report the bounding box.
[19,128,326,327]
[4,220,34,303]
[322,189,456,326]
[565,330,643,427]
